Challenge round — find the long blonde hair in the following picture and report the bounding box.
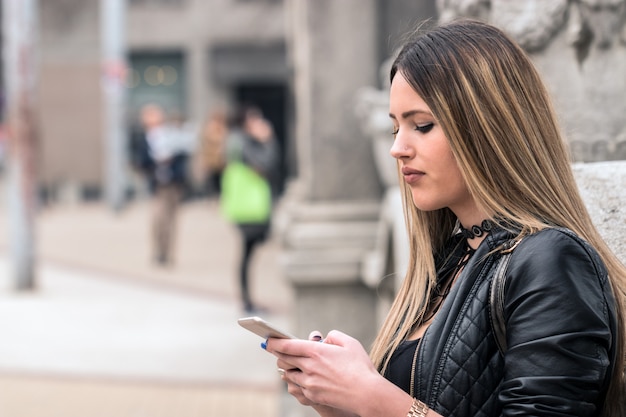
[371,19,626,416]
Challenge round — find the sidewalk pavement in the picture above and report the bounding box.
[0,198,295,417]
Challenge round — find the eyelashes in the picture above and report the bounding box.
[391,123,435,137]
[416,123,434,133]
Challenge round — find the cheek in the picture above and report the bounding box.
[449,171,469,197]
[444,156,466,188]
[433,143,460,175]
[436,149,468,197]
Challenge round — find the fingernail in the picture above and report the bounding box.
[261,339,268,350]
[311,335,322,342]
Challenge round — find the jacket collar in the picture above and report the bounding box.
[483,225,519,253]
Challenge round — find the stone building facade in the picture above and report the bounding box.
[38,0,103,199]
[436,0,626,162]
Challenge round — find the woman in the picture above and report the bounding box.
[265,19,626,417]
[223,105,280,313]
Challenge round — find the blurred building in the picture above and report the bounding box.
[38,0,102,201]
[30,0,441,204]
[37,0,290,201]
[31,0,443,204]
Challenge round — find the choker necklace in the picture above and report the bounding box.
[460,219,494,239]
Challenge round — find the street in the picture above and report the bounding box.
[0,198,293,417]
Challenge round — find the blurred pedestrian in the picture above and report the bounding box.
[199,107,229,199]
[134,103,192,266]
[221,105,280,313]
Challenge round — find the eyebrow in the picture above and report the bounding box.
[389,109,432,120]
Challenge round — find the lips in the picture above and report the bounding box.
[401,167,425,184]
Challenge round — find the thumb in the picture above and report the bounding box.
[323,330,356,347]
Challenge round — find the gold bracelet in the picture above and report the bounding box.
[407,398,429,417]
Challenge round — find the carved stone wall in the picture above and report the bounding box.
[437,0,626,162]
[574,161,626,262]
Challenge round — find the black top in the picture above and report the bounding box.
[383,233,472,395]
[384,338,420,394]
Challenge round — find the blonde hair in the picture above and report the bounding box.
[371,19,626,416]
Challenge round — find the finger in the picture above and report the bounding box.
[277,358,298,371]
[282,368,313,405]
[284,368,305,391]
[286,381,314,406]
[322,329,354,347]
[267,337,322,357]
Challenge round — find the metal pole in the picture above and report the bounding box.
[100,0,127,212]
[2,0,38,290]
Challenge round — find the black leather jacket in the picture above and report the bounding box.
[415,227,618,417]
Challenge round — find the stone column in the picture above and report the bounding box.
[281,0,382,347]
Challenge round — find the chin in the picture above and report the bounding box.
[411,198,441,212]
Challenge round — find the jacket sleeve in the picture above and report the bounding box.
[500,229,616,416]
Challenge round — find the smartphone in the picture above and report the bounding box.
[238,316,297,339]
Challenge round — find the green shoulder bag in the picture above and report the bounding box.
[220,160,272,224]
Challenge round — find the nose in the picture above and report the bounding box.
[390,132,410,160]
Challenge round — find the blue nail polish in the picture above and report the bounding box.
[261,339,268,350]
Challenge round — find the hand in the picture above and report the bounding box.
[267,330,381,416]
[275,331,335,411]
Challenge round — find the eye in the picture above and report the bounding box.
[391,127,399,137]
[416,123,434,134]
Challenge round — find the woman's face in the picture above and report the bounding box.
[389,73,473,214]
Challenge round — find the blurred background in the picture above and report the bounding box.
[0,0,624,416]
